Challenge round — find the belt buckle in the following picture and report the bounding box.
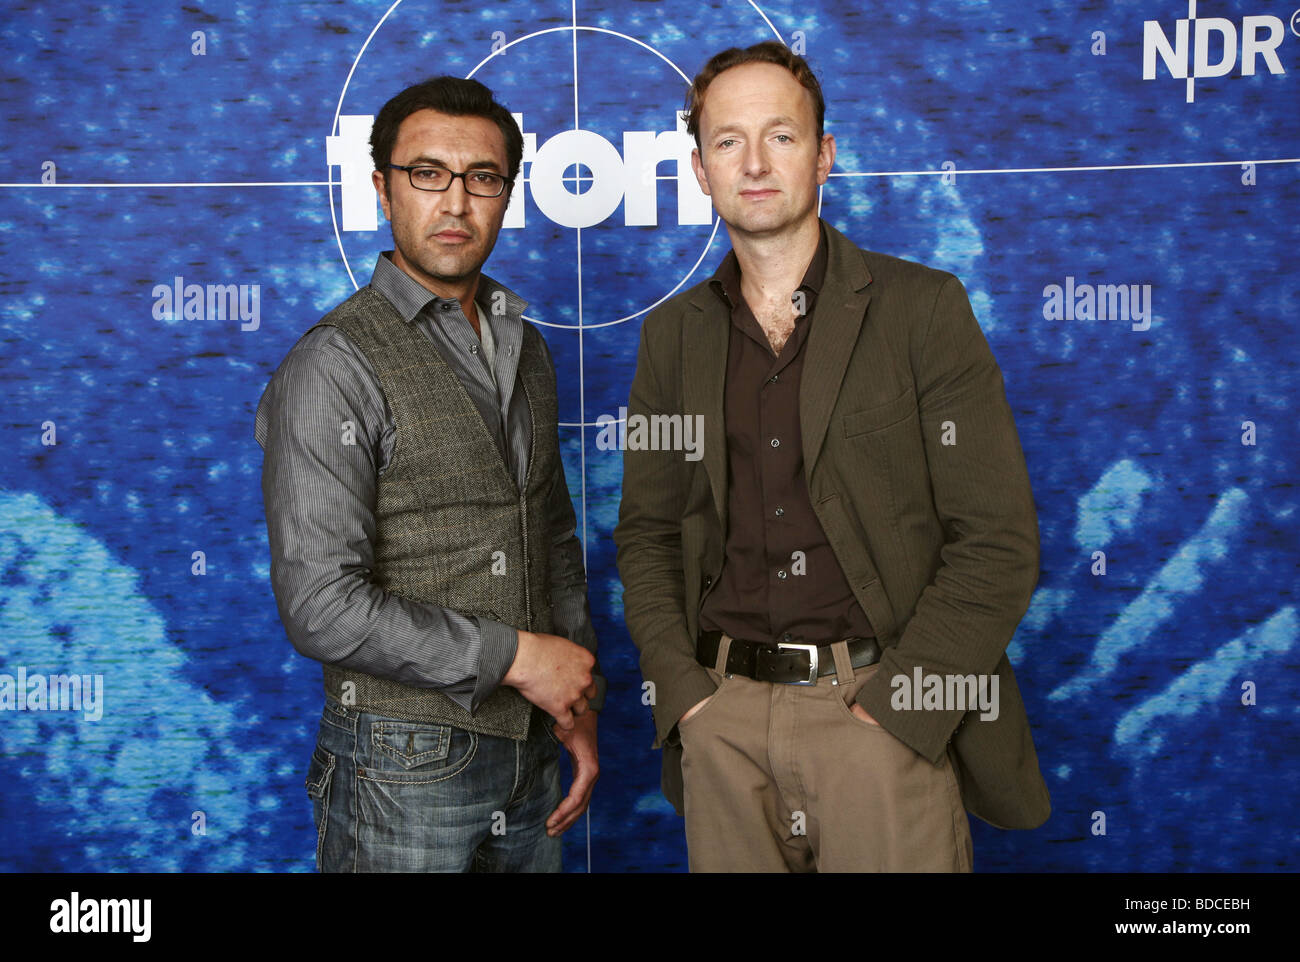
[777,642,818,685]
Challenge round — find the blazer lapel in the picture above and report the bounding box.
[801,222,873,482]
[682,290,730,532]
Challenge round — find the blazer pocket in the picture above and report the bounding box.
[843,387,917,438]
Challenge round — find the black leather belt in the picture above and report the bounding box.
[697,630,881,685]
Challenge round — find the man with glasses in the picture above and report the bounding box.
[255,76,602,872]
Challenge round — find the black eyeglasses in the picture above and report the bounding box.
[388,164,512,198]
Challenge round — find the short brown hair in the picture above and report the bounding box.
[369,76,523,197]
[684,41,825,150]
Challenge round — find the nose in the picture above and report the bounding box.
[437,175,471,216]
[741,139,769,178]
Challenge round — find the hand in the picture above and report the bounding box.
[679,693,714,726]
[850,702,882,726]
[546,709,598,837]
[503,630,596,731]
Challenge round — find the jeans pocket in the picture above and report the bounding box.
[678,668,731,737]
[364,719,477,782]
[542,717,564,747]
[304,745,335,871]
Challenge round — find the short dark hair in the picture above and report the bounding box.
[369,76,523,196]
[684,41,825,150]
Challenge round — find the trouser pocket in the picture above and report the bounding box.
[304,745,336,872]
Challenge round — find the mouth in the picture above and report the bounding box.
[431,228,473,243]
[740,188,779,201]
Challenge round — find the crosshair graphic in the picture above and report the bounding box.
[467,26,723,332]
[328,2,781,327]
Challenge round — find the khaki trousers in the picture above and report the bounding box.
[679,636,974,872]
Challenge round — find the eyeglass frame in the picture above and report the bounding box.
[386,163,514,198]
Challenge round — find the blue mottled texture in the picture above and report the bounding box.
[1,0,1296,871]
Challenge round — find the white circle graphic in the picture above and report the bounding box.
[327,3,781,330]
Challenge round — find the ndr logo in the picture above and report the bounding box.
[328,112,711,233]
[1142,1,1290,102]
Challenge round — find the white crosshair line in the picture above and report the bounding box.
[8,156,1296,191]
[568,2,592,873]
[570,0,590,873]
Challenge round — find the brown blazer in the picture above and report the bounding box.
[614,220,1051,830]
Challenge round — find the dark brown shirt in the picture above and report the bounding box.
[698,227,876,646]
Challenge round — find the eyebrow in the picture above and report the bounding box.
[401,155,504,172]
[707,116,803,138]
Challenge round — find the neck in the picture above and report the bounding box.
[727,216,820,302]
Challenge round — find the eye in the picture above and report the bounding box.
[774,134,793,143]
[468,171,499,185]
[411,166,442,181]
[717,138,736,149]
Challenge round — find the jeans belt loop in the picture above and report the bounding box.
[714,634,734,676]
[829,640,856,687]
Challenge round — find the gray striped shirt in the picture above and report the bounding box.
[254,252,603,714]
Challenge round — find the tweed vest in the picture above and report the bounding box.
[310,284,558,739]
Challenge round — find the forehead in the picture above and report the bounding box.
[699,62,816,132]
[391,108,507,167]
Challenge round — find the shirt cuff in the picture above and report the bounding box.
[469,616,519,713]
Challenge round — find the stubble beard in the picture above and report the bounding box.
[714,165,821,240]
[725,190,818,241]
[393,219,493,289]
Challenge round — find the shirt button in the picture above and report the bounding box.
[777,569,788,580]
[783,632,793,642]
[440,303,452,311]
[774,507,784,517]
[770,438,780,448]
[770,375,779,383]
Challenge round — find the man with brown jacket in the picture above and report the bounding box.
[614,42,1050,872]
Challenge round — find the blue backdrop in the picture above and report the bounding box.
[1,0,1296,872]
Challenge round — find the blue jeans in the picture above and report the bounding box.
[304,698,563,872]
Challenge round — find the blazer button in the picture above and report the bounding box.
[703,576,713,588]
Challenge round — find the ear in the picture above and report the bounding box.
[372,168,393,221]
[815,133,836,186]
[690,146,712,198]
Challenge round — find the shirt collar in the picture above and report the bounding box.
[709,220,828,309]
[368,251,529,324]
